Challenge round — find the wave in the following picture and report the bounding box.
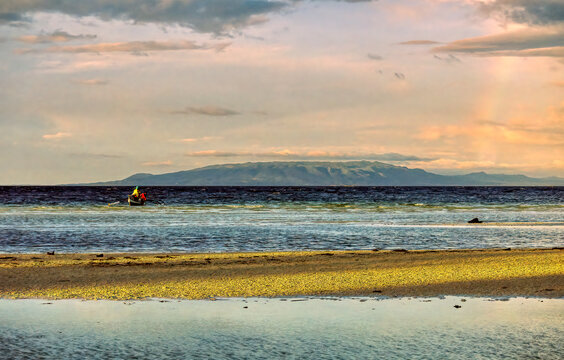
[0,202,562,214]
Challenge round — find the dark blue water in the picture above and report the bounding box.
[0,186,562,253]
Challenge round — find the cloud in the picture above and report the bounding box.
[399,40,440,45]
[17,30,96,44]
[185,150,435,161]
[173,136,220,143]
[432,27,564,58]
[0,12,30,26]
[478,0,564,26]
[1,1,380,35]
[42,132,71,140]
[70,152,122,159]
[18,40,231,54]
[367,53,383,60]
[416,116,564,147]
[0,0,289,35]
[75,79,108,85]
[433,54,461,64]
[187,150,242,157]
[171,106,240,116]
[141,160,173,167]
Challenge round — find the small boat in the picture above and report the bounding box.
[128,195,146,206]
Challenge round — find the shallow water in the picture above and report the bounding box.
[0,297,562,359]
[0,186,562,253]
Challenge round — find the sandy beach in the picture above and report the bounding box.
[1,248,562,300]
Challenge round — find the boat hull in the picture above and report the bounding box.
[128,195,146,206]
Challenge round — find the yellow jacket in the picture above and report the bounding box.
[132,189,139,197]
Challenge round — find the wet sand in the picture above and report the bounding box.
[0,249,562,299]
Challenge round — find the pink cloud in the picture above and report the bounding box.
[141,160,173,167]
[42,132,71,140]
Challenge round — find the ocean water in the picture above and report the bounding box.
[0,186,562,253]
[0,297,562,359]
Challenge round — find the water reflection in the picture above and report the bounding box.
[1,297,562,359]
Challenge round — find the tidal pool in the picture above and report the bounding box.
[0,297,562,359]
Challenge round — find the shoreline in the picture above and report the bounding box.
[1,249,562,300]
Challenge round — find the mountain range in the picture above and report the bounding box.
[80,161,564,186]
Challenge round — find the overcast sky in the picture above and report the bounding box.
[1,0,563,184]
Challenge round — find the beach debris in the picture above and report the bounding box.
[468,218,483,223]
[454,305,462,309]
[46,251,55,255]
[371,248,380,252]
[392,249,408,253]
[95,254,104,257]
[503,248,511,251]
[460,299,466,302]
[373,290,382,293]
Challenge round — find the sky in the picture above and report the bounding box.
[1,0,563,184]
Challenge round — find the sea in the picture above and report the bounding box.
[0,186,562,253]
[1,297,562,359]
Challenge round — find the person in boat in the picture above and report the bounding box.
[131,186,140,199]
[140,192,146,202]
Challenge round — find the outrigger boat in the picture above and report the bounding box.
[128,195,146,206]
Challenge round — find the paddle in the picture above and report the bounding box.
[107,201,120,206]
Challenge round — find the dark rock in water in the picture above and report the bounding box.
[96,254,104,257]
[468,218,483,223]
[46,251,55,255]
[243,306,248,309]
[454,305,462,309]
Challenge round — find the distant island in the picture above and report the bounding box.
[76,161,564,186]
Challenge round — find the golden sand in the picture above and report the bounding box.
[0,249,562,300]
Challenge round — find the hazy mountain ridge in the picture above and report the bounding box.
[78,161,564,186]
